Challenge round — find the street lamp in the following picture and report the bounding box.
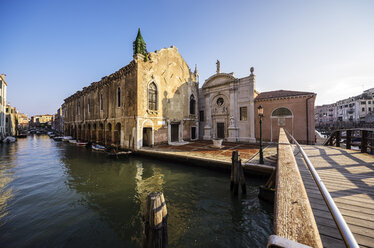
[258,105,264,164]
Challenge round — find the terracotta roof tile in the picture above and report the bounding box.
[255,90,315,101]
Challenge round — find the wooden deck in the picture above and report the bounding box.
[295,145,374,248]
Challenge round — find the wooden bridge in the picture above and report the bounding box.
[270,128,374,248]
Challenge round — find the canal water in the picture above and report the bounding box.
[0,135,273,247]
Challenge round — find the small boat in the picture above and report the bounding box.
[62,136,73,142]
[76,141,88,146]
[92,144,106,151]
[69,139,77,144]
[106,151,132,159]
[3,136,16,143]
[53,136,63,141]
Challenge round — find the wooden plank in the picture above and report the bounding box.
[274,128,323,247]
[298,145,374,248]
[313,210,374,247]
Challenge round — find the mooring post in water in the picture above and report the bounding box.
[230,152,235,191]
[143,192,168,248]
[231,151,246,195]
[238,159,246,194]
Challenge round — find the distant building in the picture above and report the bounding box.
[17,113,29,130]
[5,104,17,136]
[52,107,64,134]
[315,88,374,128]
[30,114,53,128]
[0,74,7,138]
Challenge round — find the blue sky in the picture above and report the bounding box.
[1,0,374,116]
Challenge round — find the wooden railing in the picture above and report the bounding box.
[270,128,323,247]
[323,128,374,153]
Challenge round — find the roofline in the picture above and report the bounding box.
[255,93,316,102]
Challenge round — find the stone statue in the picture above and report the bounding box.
[250,67,254,75]
[230,115,234,126]
[216,60,221,74]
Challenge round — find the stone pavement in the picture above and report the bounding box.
[143,140,259,162]
[138,140,275,175]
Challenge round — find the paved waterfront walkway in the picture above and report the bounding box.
[295,145,374,248]
[145,140,259,161]
[137,140,275,175]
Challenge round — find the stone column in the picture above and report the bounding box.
[167,120,171,144]
[228,86,238,142]
[203,92,212,140]
[248,68,256,143]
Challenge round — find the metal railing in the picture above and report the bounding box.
[284,129,359,248]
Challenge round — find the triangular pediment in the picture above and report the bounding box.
[202,73,236,89]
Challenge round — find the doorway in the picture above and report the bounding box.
[143,128,152,147]
[191,127,196,140]
[171,124,179,142]
[217,123,224,139]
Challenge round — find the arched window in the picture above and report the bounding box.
[117,87,121,107]
[148,82,157,110]
[100,94,103,111]
[190,94,196,115]
[88,98,90,113]
[272,107,292,117]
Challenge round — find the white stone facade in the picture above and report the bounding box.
[199,65,256,143]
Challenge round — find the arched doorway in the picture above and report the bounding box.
[71,125,75,139]
[271,107,293,141]
[77,125,82,141]
[87,124,91,141]
[106,123,112,146]
[98,123,104,145]
[82,124,86,141]
[114,123,121,147]
[142,119,154,147]
[92,123,97,142]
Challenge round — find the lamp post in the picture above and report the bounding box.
[258,105,264,164]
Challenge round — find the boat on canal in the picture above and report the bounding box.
[62,136,73,142]
[2,136,16,143]
[76,141,88,146]
[92,144,106,151]
[68,139,77,144]
[106,151,132,159]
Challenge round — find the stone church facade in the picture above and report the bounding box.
[198,63,257,142]
[63,30,199,149]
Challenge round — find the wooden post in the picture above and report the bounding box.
[231,151,246,195]
[346,130,351,150]
[233,151,239,195]
[238,159,246,194]
[329,132,334,146]
[230,152,235,191]
[143,192,168,248]
[361,130,368,153]
[336,131,340,147]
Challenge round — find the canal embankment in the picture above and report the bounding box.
[134,140,275,176]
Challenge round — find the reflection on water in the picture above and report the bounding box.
[0,135,273,247]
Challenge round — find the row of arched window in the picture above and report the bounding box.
[72,82,197,115]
